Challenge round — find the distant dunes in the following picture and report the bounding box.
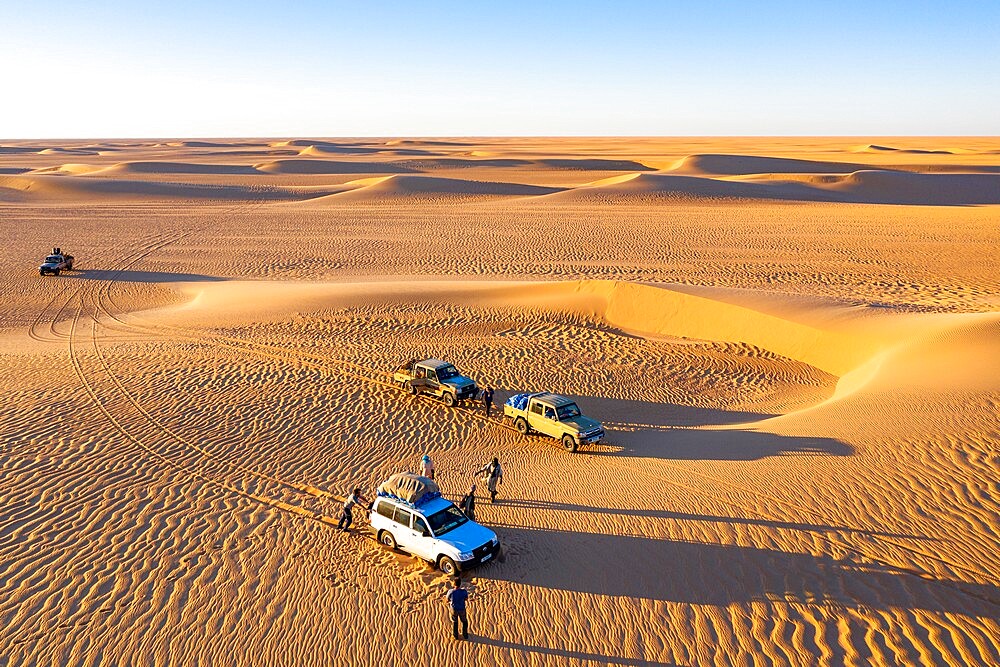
[856,144,955,155]
[298,175,563,204]
[2,141,998,206]
[542,170,1000,206]
[669,154,870,175]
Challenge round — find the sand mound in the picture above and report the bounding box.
[164,141,244,148]
[543,172,826,203]
[303,175,562,203]
[254,159,414,175]
[37,147,101,156]
[90,161,259,175]
[0,174,302,201]
[669,153,869,175]
[30,163,105,175]
[856,144,955,155]
[547,169,1000,206]
[823,170,1000,205]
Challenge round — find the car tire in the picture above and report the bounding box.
[53,269,60,276]
[515,418,529,436]
[378,530,397,550]
[562,434,578,453]
[39,269,46,276]
[443,392,457,407]
[438,556,458,576]
[400,380,409,392]
[409,383,418,395]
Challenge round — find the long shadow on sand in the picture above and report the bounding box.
[570,394,776,428]
[75,268,227,283]
[495,392,851,461]
[601,427,854,461]
[472,636,681,666]
[484,527,1000,615]
[497,498,922,540]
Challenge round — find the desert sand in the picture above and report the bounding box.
[1,137,998,666]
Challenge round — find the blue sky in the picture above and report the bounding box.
[2,1,998,137]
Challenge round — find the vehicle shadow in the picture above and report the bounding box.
[471,635,681,666]
[490,391,850,461]
[75,269,227,283]
[569,394,776,428]
[496,498,924,541]
[601,427,854,461]
[483,526,1000,615]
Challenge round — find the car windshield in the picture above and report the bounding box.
[557,403,581,420]
[426,504,469,536]
[437,365,460,380]
[45,256,61,262]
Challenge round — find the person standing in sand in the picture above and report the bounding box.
[446,577,470,640]
[337,487,367,533]
[476,457,503,503]
[481,385,495,417]
[459,483,476,521]
[421,454,435,480]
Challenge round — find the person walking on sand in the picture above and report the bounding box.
[460,483,477,521]
[421,454,435,480]
[446,577,470,640]
[481,385,495,417]
[337,487,367,533]
[476,457,503,503]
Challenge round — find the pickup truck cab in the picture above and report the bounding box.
[393,358,478,407]
[503,392,605,452]
[371,475,500,575]
[39,249,74,276]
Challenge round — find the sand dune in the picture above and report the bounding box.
[820,169,1000,205]
[543,169,1000,205]
[392,157,656,171]
[857,143,955,154]
[541,172,826,203]
[37,147,101,156]
[0,174,311,201]
[1,137,998,667]
[254,159,416,175]
[91,161,260,175]
[301,174,563,203]
[669,153,871,175]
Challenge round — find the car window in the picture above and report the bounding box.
[376,500,394,519]
[413,516,430,536]
[426,504,469,536]
[530,402,544,415]
[426,369,437,382]
[392,506,413,527]
[415,367,425,379]
[557,403,581,419]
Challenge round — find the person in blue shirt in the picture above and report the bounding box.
[445,577,470,640]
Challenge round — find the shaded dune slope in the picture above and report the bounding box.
[297,175,563,203]
[669,153,872,175]
[544,170,1000,205]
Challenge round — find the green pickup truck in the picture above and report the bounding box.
[503,392,605,452]
[393,358,479,407]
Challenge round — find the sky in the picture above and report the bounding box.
[2,1,999,137]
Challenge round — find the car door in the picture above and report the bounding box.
[409,515,435,560]
[424,368,441,395]
[392,506,418,553]
[527,401,548,433]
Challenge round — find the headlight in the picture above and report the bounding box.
[490,537,498,546]
[459,551,474,560]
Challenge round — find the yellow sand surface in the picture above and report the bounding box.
[1,137,998,666]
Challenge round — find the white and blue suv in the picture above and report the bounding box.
[370,493,500,575]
